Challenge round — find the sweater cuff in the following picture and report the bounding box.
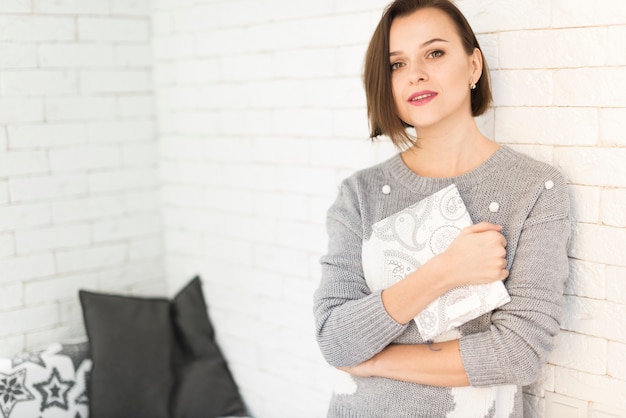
[459,331,506,387]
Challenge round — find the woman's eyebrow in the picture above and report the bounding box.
[389,38,448,57]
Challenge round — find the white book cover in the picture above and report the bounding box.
[362,184,511,341]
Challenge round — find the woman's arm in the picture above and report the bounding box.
[339,340,470,387]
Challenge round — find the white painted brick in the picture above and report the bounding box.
[124,190,160,213]
[253,192,309,222]
[164,229,203,256]
[117,95,155,118]
[544,391,589,418]
[98,260,164,293]
[201,188,253,215]
[56,243,127,273]
[220,164,275,192]
[221,53,274,82]
[551,0,594,27]
[52,195,125,223]
[78,17,149,42]
[606,266,626,305]
[499,28,606,69]
[595,0,626,25]
[0,305,59,338]
[0,203,50,231]
[600,108,626,147]
[0,0,31,13]
[477,33,499,70]
[152,11,173,35]
[570,223,626,266]
[0,98,44,123]
[0,233,14,257]
[170,111,219,136]
[49,145,121,172]
[46,97,116,121]
[152,34,196,60]
[555,68,626,107]
[87,119,154,143]
[607,26,626,66]
[171,5,218,33]
[33,0,109,14]
[549,331,607,375]
[555,147,626,188]
[92,213,160,242]
[15,224,91,253]
[161,161,222,186]
[88,167,159,192]
[0,181,7,205]
[253,244,308,278]
[111,0,150,16]
[122,142,158,166]
[0,335,24,357]
[495,107,597,146]
[80,69,152,94]
[562,295,626,343]
[277,220,327,253]
[9,174,86,202]
[490,70,553,106]
[0,16,74,41]
[278,166,337,196]
[555,367,626,411]
[173,59,219,84]
[567,259,606,299]
[0,282,22,310]
[0,253,55,283]
[159,136,210,161]
[456,0,551,32]
[129,237,163,261]
[38,44,115,68]
[335,44,368,77]
[608,342,626,381]
[8,123,86,149]
[24,273,98,305]
[591,403,626,418]
[0,43,37,68]
[0,150,48,177]
[601,188,626,228]
[0,70,78,96]
[220,110,274,136]
[568,185,600,224]
[114,44,152,67]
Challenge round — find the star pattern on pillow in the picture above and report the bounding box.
[10,351,46,369]
[33,367,75,412]
[0,369,36,418]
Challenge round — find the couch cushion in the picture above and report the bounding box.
[0,342,90,418]
[79,276,248,418]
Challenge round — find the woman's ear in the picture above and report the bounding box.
[469,47,483,84]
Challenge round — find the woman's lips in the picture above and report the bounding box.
[408,91,437,106]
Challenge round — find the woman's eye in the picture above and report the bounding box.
[428,50,444,59]
[390,62,404,71]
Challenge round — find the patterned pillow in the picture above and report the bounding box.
[0,342,91,418]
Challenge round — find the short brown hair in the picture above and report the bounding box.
[363,0,492,148]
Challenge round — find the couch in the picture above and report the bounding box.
[0,277,250,418]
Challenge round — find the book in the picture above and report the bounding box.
[362,184,511,341]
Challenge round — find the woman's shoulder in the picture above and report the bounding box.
[500,145,567,185]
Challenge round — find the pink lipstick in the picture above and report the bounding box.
[408,90,437,106]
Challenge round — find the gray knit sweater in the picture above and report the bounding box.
[314,145,570,418]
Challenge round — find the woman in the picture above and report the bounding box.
[313,0,571,417]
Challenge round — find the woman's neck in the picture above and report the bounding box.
[401,123,499,178]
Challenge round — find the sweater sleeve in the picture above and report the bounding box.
[460,175,571,387]
[313,181,408,367]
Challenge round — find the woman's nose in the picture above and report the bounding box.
[408,64,427,85]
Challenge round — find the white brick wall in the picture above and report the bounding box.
[1,0,625,417]
[0,1,164,355]
[152,0,626,416]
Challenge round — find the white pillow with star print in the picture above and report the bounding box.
[362,183,511,341]
[0,342,91,418]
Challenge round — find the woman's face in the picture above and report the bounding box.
[389,7,481,131]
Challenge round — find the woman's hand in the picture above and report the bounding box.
[434,221,509,288]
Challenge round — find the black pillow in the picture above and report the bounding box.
[79,276,248,418]
[79,292,173,418]
[171,277,248,418]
